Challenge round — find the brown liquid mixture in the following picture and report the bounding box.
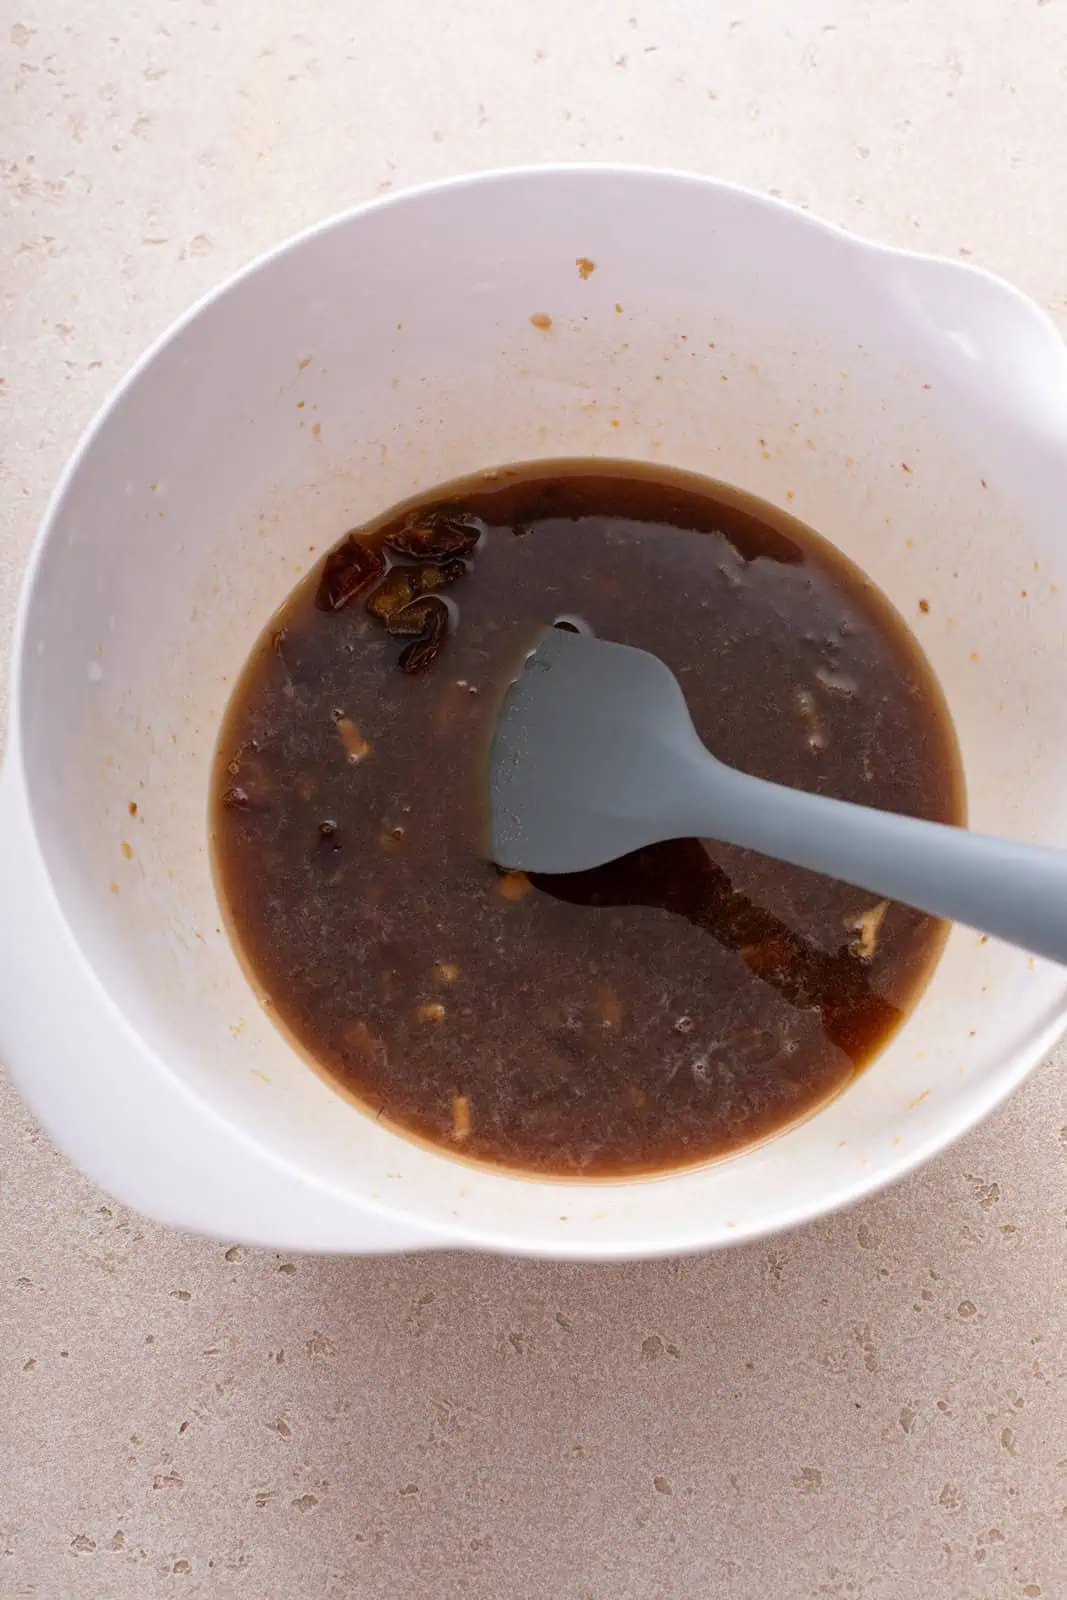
[212,462,963,1178]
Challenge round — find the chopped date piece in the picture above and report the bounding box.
[399,636,445,676]
[397,596,450,675]
[434,557,470,585]
[366,567,418,622]
[315,536,386,612]
[366,559,466,623]
[451,1093,471,1140]
[335,715,371,764]
[384,509,483,563]
[385,596,448,637]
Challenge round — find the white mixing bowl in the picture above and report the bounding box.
[4,167,1067,1257]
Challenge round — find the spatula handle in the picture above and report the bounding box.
[692,763,1067,965]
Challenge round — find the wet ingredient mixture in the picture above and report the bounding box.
[212,462,963,1178]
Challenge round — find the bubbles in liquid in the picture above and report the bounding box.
[816,664,859,697]
[795,687,829,752]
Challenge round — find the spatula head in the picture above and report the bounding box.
[489,626,705,874]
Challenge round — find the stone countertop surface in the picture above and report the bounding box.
[2,2,1066,1596]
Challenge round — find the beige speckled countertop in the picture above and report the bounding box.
[2,3,1067,1596]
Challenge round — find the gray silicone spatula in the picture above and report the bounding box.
[489,625,1067,966]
